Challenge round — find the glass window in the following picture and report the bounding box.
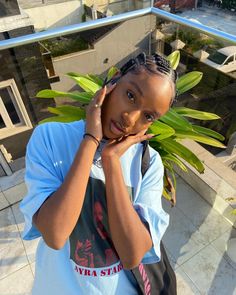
[208,52,228,64]
[225,56,234,64]
[0,79,32,139]
[0,87,21,125]
[0,114,6,129]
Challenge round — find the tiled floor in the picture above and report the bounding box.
[0,170,235,294]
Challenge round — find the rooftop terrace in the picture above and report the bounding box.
[0,169,235,294]
[0,2,236,294]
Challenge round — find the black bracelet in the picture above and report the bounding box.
[83,133,100,147]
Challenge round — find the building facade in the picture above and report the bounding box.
[154,0,196,11]
[0,0,54,175]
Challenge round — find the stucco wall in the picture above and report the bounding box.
[23,0,84,31]
[51,15,156,100]
[154,0,195,10]
[85,0,150,14]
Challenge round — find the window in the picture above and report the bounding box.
[208,52,228,65]
[0,79,32,139]
[225,56,234,65]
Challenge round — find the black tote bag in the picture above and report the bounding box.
[131,141,177,295]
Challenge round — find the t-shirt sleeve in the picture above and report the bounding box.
[20,124,63,240]
[133,150,169,264]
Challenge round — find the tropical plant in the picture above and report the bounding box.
[36,50,225,205]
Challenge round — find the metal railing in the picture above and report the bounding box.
[0,6,235,50]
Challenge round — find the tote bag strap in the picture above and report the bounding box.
[141,140,150,177]
[130,141,177,295]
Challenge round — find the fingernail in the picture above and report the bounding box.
[149,133,161,138]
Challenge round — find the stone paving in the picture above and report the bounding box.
[0,169,235,294]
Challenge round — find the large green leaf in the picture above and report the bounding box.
[107,66,118,80]
[192,125,225,141]
[160,108,192,130]
[148,120,175,140]
[66,72,103,85]
[177,71,203,95]
[167,50,180,70]
[231,209,236,215]
[36,89,93,104]
[166,164,177,189]
[174,129,225,148]
[156,138,205,173]
[66,72,86,80]
[173,107,221,120]
[68,76,100,94]
[163,187,172,201]
[48,106,86,118]
[87,74,103,86]
[162,153,188,172]
[66,72,86,78]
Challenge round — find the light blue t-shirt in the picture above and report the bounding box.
[20,120,169,295]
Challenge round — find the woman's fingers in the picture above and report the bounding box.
[124,130,153,145]
[94,86,107,107]
[85,83,117,140]
[106,83,117,95]
[93,83,116,107]
[102,130,154,159]
[115,129,152,145]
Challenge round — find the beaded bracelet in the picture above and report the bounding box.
[83,133,100,147]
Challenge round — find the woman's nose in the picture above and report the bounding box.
[123,110,140,127]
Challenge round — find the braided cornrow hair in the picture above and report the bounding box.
[119,52,178,105]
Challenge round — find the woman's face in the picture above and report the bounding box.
[101,70,174,139]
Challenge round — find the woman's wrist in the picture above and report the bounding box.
[102,152,120,170]
[83,133,100,148]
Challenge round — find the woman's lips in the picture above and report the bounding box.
[110,120,125,136]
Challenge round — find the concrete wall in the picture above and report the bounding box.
[51,15,156,100]
[0,0,20,17]
[154,0,195,10]
[0,8,32,33]
[85,0,150,15]
[22,0,84,32]
[86,0,129,14]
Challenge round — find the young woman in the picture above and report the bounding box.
[20,52,177,294]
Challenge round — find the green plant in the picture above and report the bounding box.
[165,30,223,54]
[222,0,236,9]
[36,51,225,204]
[41,36,89,57]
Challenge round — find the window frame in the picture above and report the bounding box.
[224,55,234,65]
[0,79,33,139]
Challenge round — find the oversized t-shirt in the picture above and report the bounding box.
[20,120,169,295]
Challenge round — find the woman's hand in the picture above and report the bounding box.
[101,129,154,161]
[85,84,116,141]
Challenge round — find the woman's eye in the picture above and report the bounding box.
[145,113,154,122]
[127,91,135,102]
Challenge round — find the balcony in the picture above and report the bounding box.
[0,1,235,294]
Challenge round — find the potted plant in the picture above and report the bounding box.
[36,50,225,205]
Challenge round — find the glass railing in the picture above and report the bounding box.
[0,3,236,172]
[151,7,236,157]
